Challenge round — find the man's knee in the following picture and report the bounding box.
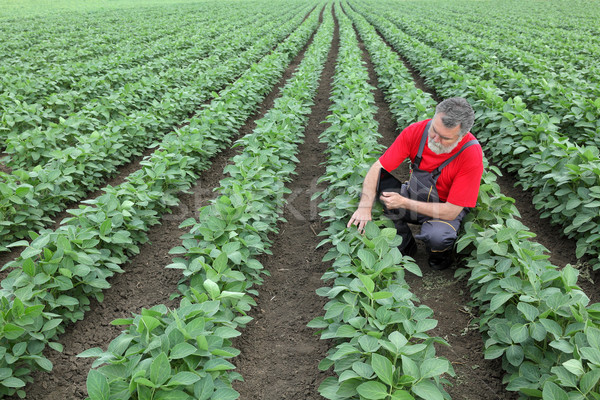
[417,219,459,251]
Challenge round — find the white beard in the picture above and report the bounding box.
[427,137,461,154]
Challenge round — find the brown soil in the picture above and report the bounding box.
[232,4,336,399]
[9,4,592,400]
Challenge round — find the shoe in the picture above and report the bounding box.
[428,250,453,270]
[399,236,418,258]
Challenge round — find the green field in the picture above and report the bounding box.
[1,1,600,399]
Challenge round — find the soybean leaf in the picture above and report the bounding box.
[356,381,388,400]
[412,380,443,400]
[542,381,569,400]
[371,353,394,386]
[87,370,110,400]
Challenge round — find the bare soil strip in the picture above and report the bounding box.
[232,5,338,400]
[15,12,323,399]
[343,6,514,399]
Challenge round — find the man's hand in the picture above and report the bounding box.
[379,191,406,210]
[347,207,372,233]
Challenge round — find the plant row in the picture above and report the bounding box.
[308,6,453,400]
[0,7,311,253]
[411,5,600,99]
[345,4,600,398]
[379,7,600,146]
[434,1,600,80]
[349,0,600,271]
[0,1,307,122]
[0,9,323,397]
[75,7,334,399]
[1,7,302,168]
[0,6,229,141]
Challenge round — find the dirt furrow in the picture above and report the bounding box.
[343,5,513,399]
[15,11,323,398]
[232,5,339,400]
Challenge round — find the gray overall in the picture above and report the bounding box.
[383,121,480,253]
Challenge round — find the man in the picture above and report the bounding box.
[347,97,483,270]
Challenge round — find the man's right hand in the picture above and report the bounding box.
[347,207,372,234]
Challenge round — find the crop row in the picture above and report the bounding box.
[1,6,302,166]
[413,5,600,97]
[349,0,600,272]
[0,4,221,68]
[345,3,600,398]
[75,6,334,399]
[436,1,600,77]
[379,7,600,146]
[0,9,322,397]
[0,7,311,252]
[309,6,453,400]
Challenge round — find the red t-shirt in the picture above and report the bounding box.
[379,119,483,207]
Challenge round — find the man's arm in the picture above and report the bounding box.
[379,192,463,220]
[347,160,383,232]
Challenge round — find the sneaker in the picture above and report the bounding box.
[428,250,453,270]
[399,236,418,258]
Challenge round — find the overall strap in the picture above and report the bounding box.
[413,120,432,168]
[432,139,480,179]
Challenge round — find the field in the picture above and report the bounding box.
[1,0,600,399]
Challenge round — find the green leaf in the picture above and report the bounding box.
[420,358,449,379]
[517,302,540,322]
[412,380,443,400]
[35,357,53,372]
[3,323,25,340]
[371,353,394,386]
[356,381,388,400]
[505,345,524,367]
[403,261,422,277]
[509,323,529,343]
[203,279,220,300]
[562,359,584,377]
[167,371,201,386]
[352,361,374,379]
[139,315,160,335]
[400,355,419,379]
[214,326,241,339]
[150,353,171,385]
[99,219,112,236]
[542,381,568,400]
[21,246,42,260]
[204,359,235,372]
[358,249,377,269]
[490,292,513,312]
[86,370,110,400]
[170,343,197,359]
[1,376,25,388]
[359,335,380,353]
[212,388,239,400]
[358,273,375,294]
[580,368,600,394]
[580,347,600,365]
[391,390,415,400]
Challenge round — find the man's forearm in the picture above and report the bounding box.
[398,197,462,220]
[358,160,383,210]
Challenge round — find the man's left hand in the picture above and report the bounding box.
[380,191,406,210]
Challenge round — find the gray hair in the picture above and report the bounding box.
[434,97,474,136]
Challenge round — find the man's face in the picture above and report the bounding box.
[427,113,462,154]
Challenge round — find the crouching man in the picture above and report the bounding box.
[347,97,483,270]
